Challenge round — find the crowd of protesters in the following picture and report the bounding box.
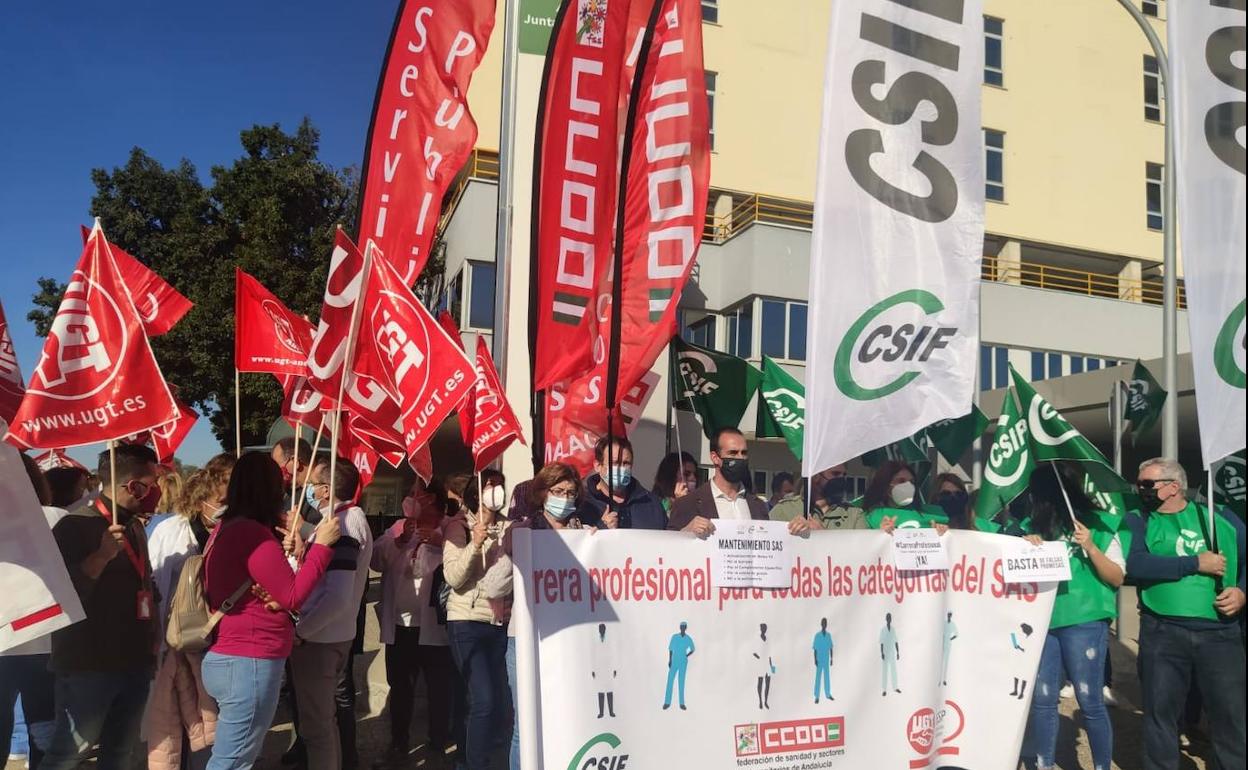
[2,426,1244,770]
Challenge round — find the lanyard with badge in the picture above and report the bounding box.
[94,499,154,621]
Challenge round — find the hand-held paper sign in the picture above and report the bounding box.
[7,223,180,449]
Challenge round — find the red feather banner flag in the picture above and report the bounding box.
[530,0,647,391]
[545,369,660,474]
[234,269,315,376]
[0,299,27,425]
[78,224,192,337]
[461,336,526,472]
[358,0,498,285]
[353,242,476,458]
[7,224,179,449]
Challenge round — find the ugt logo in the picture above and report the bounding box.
[262,299,305,355]
[32,271,127,400]
[835,290,958,401]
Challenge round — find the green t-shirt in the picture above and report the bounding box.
[1139,502,1240,621]
[865,506,946,530]
[1019,511,1126,629]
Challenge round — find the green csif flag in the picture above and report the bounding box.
[975,389,1035,520]
[1010,365,1131,494]
[1122,360,1167,439]
[1200,451,1246,520]
[671,337,761,440]
[756,356,806,460]
[925,406,990,464]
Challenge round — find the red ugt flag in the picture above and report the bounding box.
[79,225,192,337]
[235,269,315,376]
[0,299,26,425]
[461,336,525,472]
[7,224,179,449]
[149,400,198,464]
[353,242,475,458]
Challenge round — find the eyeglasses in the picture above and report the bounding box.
[549,488,577,499]
[1135,478,1174,490]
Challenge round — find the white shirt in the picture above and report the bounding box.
[296,504,373,645]
[712,478,752,521]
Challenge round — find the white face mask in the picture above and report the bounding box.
[890,481,917,507]
[483,486,507,512]
[67,492,93,512]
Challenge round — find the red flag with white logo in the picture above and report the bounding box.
[358,0,497,285]
[32,448,87,472]
[437,310,465,351]
[544,368,660,475]
[0,299,26,425]
[79,225,192,337]
[461,336,526,472]
[353,242,476,458]
[149,399,198,464]
[235,269,315,376]
[7,224,180,449]
[307,230,368,403]
[531,0,646,390]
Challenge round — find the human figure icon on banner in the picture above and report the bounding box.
[1010,622,1034,700]
[940,611,958,686]
[592,623,617,719]
[880,613,900,696]
[812,617,834,704]
[663,621,696,711]
[752,623,774,710]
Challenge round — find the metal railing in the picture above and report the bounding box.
[442,151,1184,310]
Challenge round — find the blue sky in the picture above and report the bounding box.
[0,2,402,467]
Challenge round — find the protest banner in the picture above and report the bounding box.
[0,299,26,425]
[0,433,85,652]
[513,529,1054,770]
[805,0,985,475]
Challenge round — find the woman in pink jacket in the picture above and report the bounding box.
[201,453,340,770]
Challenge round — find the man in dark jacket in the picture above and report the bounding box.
[576,436,668,530]
[667,428,810,537]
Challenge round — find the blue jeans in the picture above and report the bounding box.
[447,621,510,770]
[201,652,285,770]
[1027,620,1112,770]
[40,670,149,770]
[505,638,520,770]
[1139,614,1246,770]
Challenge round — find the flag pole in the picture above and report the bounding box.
[293,415,327,537]
[1112,380,1124,477]
[292,421,303,514]
[234,369,242,457]
[109,442,118,526]
[1051,462,1078,528]
[329,241,372,508]
[492,0,520,382]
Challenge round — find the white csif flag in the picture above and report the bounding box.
[1170,1,1246,466]
[804,0,985,475]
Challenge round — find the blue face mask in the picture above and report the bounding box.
[607,465,633,490]
[544,496,576,521]
[305,485,319,509]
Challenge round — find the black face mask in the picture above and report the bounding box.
[1138,487,1164,511]
[822,477,851,505]
[719,457,751,485]
[937,491,970,523]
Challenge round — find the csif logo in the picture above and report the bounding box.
[677,349,720,399]
[567,732,628,770]
[1176,529,1207,557]
[1217,455,1246,505]
[1213,300,1245,389]
[762,386,805,430]
[834,290,958,401]
[985,411,1029,488]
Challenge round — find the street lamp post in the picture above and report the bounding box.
[1115,0,1179,459]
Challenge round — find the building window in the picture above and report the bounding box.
[1142,0,1160,17]
[1070,356,1084,375]
[701,0,719,23]
[984,17,1004,87]
[759,299,808,361]
[1087,358,1102,372]
[446,270,464,329]
[1146,162,1164,230]
[1031,351,1045,381]
[466,262,496,330]
[705,71,717,151]
[985,129,1005,202]
[681,313,716,349]
[1144,55,1163,122]
[726,301,753,359]
[981,345,1011,390]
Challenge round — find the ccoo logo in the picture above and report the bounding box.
[31,270,128,401]
[834,290,958,401]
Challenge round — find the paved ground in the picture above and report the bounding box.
[6,584,1219,770]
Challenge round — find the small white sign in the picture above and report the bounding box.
[710,519,794,588]
[1002,540,1072,584]
[891,528,949,571]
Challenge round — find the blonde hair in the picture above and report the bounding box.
[176,453,237,519]
[157,473,183,513]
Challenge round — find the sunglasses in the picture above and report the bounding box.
[1135,478,1175,490]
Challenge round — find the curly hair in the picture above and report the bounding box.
[177,453,236,520]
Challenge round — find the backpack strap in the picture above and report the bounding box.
[202,519,254,621]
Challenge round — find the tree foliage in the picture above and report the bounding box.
[29,119,357,450]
